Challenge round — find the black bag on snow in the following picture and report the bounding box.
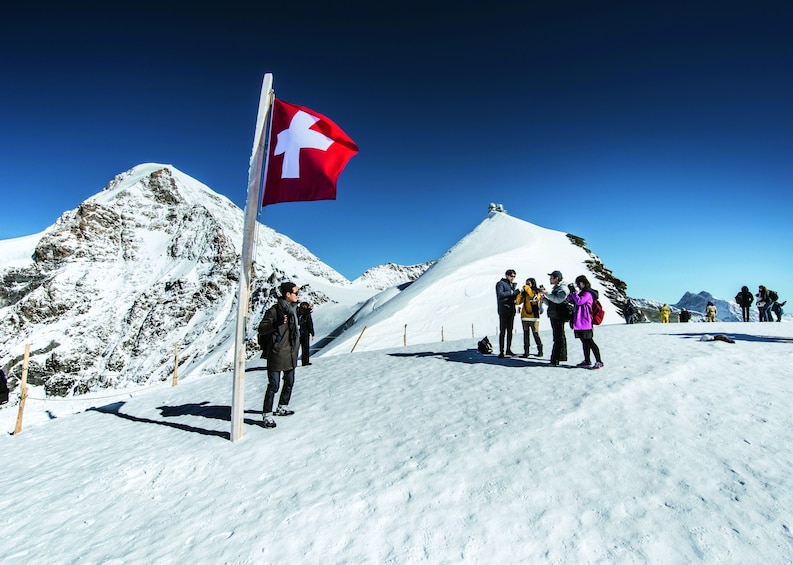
[477,336,493,354]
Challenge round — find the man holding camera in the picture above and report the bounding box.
[540,270,569,366]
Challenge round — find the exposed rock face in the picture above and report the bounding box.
[0,164,356,396]
[353,262,435,290]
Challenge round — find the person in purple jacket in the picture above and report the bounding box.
[567,275,604,370]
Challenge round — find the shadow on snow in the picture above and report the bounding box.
[89,401,266,440]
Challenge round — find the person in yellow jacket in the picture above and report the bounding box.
[705,301,717,322]
[515,277,544,357]
[659,303,671,323]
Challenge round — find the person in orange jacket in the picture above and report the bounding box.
[515,277,544,357]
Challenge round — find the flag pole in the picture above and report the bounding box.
[231,73,274,442]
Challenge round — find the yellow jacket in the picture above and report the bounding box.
[516,285,541,320]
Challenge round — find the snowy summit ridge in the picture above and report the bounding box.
[0,164,371,396]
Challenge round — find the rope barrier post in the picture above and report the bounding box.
[13,344,30,435]
[172,342,179,387]
[403,324,407,347]
[441,326,444,342]
[472,323,475,338]
[350,325,367,353]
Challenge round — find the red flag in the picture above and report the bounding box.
[262,99,358,206]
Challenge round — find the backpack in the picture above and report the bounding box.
[559,300,575,323]
[591,298,605,325]
[769,290,779,302]
[477,336,493,354]
[257,308,279,358]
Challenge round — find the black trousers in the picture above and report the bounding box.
[550,318,568,363]
[300,332,311,365]
[263,369,295,414]
[498,313,515,353]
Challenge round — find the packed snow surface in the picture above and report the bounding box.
[2,321,792,563]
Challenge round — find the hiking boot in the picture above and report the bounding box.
[274,406,295,416]
[498,352,505,359]
[591,362,604,370]
[576,361,592,368]
[262,416,277,428]
[506,350,517,356]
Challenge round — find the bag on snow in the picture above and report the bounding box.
[477,336,493,354]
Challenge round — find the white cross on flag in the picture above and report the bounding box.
[262,99,358,206]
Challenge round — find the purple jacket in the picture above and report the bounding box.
[568,289,596,330]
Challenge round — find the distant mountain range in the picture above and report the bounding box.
[4,163,773,397]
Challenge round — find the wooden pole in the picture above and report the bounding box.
[231,73,274,443]
[13,344,30,435]
[472,323,475,338]
[403,324,407,346]
[350,325,367,353]
[172,343,179,386]
[441,326,444,342]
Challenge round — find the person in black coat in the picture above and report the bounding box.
[298,302,315,366]
[495,269,521,358]
[258,281,301,429]
[735,285,754,322]
[0,368,9,405]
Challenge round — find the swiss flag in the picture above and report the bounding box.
[262,99,358,206]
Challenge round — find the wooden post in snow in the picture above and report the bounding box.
[350,326,367,353]
[403,324,407,347]
[13,344,30,436]
[172,343,179,386]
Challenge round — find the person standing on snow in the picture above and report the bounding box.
[515,277,543,358]
[659,304,671,323]
[540,270,569,367]
[735,286,754,322]
[705,301,717,322]
[756,286,771,322]
[495,269,520,358]
[259,281,301,429]
[567,275,604,370]
[297,301,315,366]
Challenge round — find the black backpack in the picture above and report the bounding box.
[559,300,575,323]
[477,336,493,354]
[769,290,779,302]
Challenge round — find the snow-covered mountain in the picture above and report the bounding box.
[0,167,634,396]
[0,164,377,396]
[319,210,630,356]
[353,261,435,290]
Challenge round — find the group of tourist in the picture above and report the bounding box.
[495,269,604,370]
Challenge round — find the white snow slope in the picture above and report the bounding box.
[1,322,792,563]
[320,211,625,356]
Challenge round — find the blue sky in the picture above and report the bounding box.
[2,1,791,305]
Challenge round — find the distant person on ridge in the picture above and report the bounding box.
[659,303,671,323]
[540,270,569,367]
[258,281,301,429]
[624,300,637,324]
[735,286,754,322]
[298,301,315,366]
[515,277,543,357]
[772,299,786,322]
[495,269,520,358]
[756,286,771,322]
[567,275,604,370]
[679,308,691,323]
[0,368,8,405]
[705,301,717,322]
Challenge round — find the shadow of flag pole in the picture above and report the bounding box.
[231,73,274,443]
